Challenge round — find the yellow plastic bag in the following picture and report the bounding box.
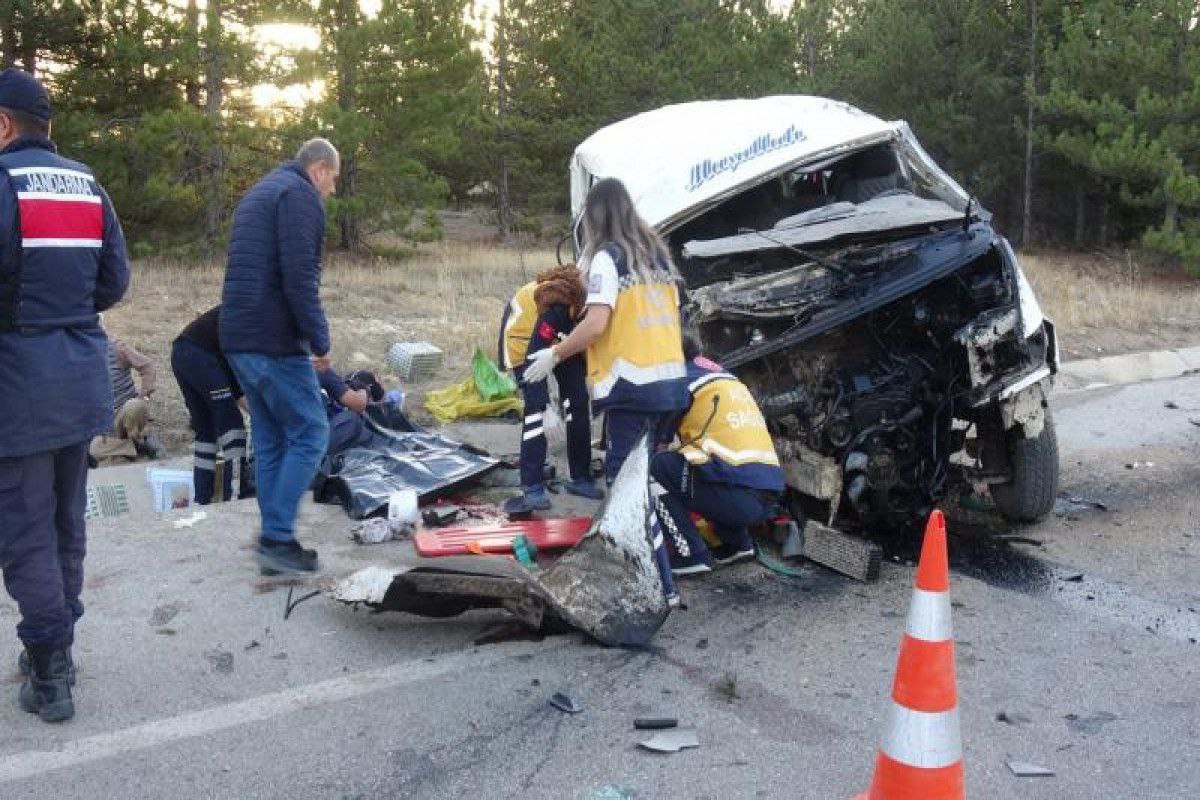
[424,377,522,423]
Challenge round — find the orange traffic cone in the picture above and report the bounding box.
[853,509,964,800]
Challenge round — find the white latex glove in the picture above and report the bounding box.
[522,347,559,384]
[544,403,566,451]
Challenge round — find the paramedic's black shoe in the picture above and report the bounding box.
[670,548,714,577]
[19,648,75,723]
[256,538,319,575]
[563,478,604,500]
[712,542,757,566]
[503,485,552,515]
[18,648,76,686]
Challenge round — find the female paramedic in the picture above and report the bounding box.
[521,178,690,484]
[498,266,603,514]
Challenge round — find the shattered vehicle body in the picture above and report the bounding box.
[571,96,1060,532]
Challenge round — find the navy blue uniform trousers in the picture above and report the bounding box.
[516,306,592,488]
[171,339,248,504]
[0,442,89,650]
[650,450,776,558]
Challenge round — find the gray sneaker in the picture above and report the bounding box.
[256,539,319,575]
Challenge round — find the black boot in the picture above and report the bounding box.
[18,648,75,723]
[17,648,76,685]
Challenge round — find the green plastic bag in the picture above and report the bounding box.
[471,348,517,401]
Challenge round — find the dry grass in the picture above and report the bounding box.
[103,242,558,453]
[1019,251,1200,358]
[103,242,1200,453]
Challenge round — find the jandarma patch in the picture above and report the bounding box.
[685,125,807,191]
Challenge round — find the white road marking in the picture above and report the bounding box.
[0,644,556,784]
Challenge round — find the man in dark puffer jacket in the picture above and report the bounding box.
[220,138,339,575]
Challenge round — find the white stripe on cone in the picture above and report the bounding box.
[880,705,963,769]
[905,588,953,642]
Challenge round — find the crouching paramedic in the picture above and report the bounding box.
[652,339,785,575]
[0,69,130,722]
[499,266,601,514]
[171,306,249,504]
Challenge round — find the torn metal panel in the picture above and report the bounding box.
[1000,381,1048,439]
[954,307,1018,388]
[327,436,670,647]
[534,438,669,646]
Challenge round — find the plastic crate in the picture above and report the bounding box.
[387,341,443,382]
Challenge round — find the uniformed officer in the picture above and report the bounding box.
[652,338,785,575]
[0,69,130,723]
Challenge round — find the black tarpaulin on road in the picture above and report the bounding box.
[313,404,498,519]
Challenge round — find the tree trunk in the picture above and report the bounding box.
[1073,182,1085,248]
[203,0,225,256]
[0,11,15,69]
[1021,0,1037,248]
[185,0,200,108]
[1098,197,1109,249]
[495,0,512,239]
[335,0,360,253]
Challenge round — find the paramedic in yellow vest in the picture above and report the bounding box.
[651,337,785,575]
[522,178,690,485]
[498,266,603,514]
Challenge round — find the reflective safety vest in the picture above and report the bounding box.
[586,244,688,413]
[500,280,538,369]
[678,368,785,492]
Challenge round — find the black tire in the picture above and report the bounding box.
[990,409,1059,523]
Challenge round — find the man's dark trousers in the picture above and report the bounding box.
[0,442,89,652]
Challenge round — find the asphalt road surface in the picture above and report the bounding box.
[0,377,1197,799]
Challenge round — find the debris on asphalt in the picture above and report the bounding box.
[149,602,183,626]
[173,511,207,529]
[244,640,260,652]
[1061,573,1085,582]
[1068,496,1108,511]
[1124,461,1155,469]
[1164,400,1180,409]
[591,785,638,799]
[634,717,678,730]
[996,710,1032,726]
[329,438,672,647]
[1065,711,1118,734]
[548,691,583,714]
[421,505,461,527]
[638,728,699,753]
[1007,761,1055,777]
[1190,418,1200,427]
[204,648,234,674]
[351,517,395,544]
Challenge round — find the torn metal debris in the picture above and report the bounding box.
[327,436,670,647]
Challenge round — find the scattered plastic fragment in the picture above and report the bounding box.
[1007,761,1055,777]
[638,728,699,753]
[549,691,583,714]
[173,511,207,529]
